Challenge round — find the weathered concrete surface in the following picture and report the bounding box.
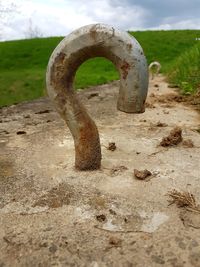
[0,76,200,267]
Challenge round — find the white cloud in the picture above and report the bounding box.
[0,0,199,41]
[0,0,148,40]
[82,0,149,29]
[149,18,200,30]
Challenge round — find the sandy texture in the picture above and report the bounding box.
[0,75,200,267]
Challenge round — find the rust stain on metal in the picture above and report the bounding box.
[79,121,95,142]
[127,43,132,50]
[54,92,67,115]
[53,52,66,75]
[75,120,101,170]
[90,27,98,41]
[50,52,66,90]
[55,52,66,64]
[120,61,131,79]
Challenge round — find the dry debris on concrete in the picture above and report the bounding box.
[167,189,200,213]
[134,169,152,180]
[160,126,183,147]
[107,142,117,151]
[156,121,168,127]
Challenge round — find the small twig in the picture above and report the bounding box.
[148,148,169,157]
[167,189,200,213]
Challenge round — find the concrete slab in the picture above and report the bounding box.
[0,76,200,266]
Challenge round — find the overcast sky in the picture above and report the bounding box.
[1,0,200,41]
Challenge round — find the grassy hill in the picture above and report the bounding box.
[169,42,200,94]
[0,30,200,107]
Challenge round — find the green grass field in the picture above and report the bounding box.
[0,30,200,107]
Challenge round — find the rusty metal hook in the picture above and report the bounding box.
[46,24,148,170]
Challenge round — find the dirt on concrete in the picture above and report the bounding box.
[0,75,200,267]
[160,127,183,147]
[134,169,152,180]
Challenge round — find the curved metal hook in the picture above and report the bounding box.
[149,61,161,80]
[46,24,148,170]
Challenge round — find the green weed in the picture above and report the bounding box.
[168,43,200,94]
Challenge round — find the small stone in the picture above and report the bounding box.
[107,142,116,151]
[49,243,57,253]
[16,130,26,135]
[87,93,99,99]
[134,169,152,180]
[96,214,106,222]
[24,114,31,118]
[160,127,182,147]
[109,209,117,215]
[109,236,122,246]
[35,109,51,114]
[156,121,168,127]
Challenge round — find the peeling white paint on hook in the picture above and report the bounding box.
[46,23,148,170]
